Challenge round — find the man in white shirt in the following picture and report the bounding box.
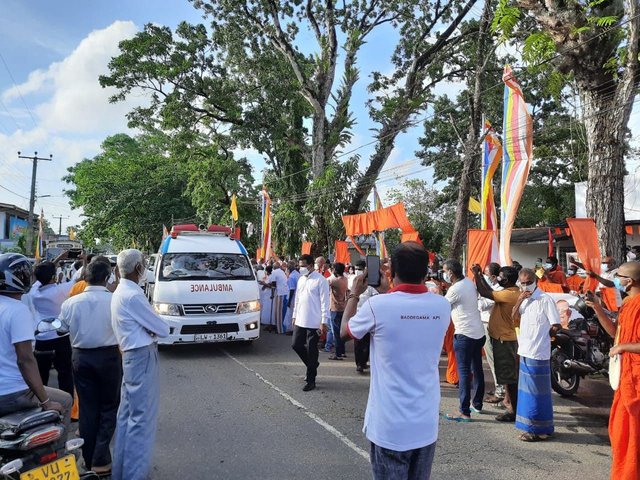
[478,262,504,400]
[59,261,121,474]
[512,268,561,442]
[0,254,72,444]
[292,254,330,392]
[341,243,450,480]
[26,252,78,397]
[442,259,486,422]
[111,249,169,480]
[269,261,289,334]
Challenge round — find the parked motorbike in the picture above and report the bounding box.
[550,298,613,396]
[0,319,98,480]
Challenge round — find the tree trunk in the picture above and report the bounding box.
[581,89,627,264]
[449,136,478,260]
[311,109,327,179]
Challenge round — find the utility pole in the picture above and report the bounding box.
[18,151,52,256]
[52,215,69,236]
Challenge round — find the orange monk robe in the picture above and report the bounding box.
[67,280,88,421]
[443,321,458,385]
[545,268,569,292]
[69,280,87,297]
[610,294,640,479]
[566,274,584,293]
[537,279,565,294]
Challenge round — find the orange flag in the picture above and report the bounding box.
[466,230,495,278]
[301,242,312,255]
[566,218,601,292]
[334,241,350,264]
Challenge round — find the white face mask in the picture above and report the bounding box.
[601,263,609,273]
[567,269,576,276]
[628,252,637,261]
[443,272,452,284]
[518,282,536,293]
[137,265,147,286]
[299,267,309,276]
[483,274,495,285]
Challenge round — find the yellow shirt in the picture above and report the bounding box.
[488,287,520,341]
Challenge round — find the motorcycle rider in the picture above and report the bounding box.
[0,253,72,436]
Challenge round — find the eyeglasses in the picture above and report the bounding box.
[519,280,535,286]
[615,273,633,280]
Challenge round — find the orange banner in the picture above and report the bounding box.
[602,287,620,312]
[401,231,422,244]
[626,226,633,235]
[342,202,415,236]
[334,241,350,264]
[466,230,495,278]
[347,236,366,256]
[301,242,312,255]
[566,218,601,292]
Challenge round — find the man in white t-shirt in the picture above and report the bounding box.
[442,259,486,422]
[0,254,72,441]
[478,262,504,400]
[341,242,450,480]
[269,262,289,334]
[512,268,561,442]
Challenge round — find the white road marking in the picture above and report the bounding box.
[223,350,370,461]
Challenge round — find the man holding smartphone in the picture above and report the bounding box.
[291,254,330,392]
[341,243,450,479]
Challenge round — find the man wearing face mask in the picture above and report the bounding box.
[478,263,504,400]
[472,264,521,421]
[566,266,584,294]
[511,269,561,442]
[111,249,169,480]
[629,246,640,262]
[586,262,640,479]
[539,256,568,293]
[573,256,622,310]
[442,260,485,422]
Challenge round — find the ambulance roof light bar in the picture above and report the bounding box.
[170,224,234,239]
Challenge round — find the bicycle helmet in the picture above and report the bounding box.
[0,253,34,294]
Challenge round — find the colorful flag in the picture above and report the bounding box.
[68,227,76,241]
[372,185,388,258]
[259,188,272,261]
[230,194,239,222]
[162,224,169,240]
[548,228,554,257]
[35,209,44,261]
[499,66,533,265]
[468,197,482,214]
[481,120,502,231]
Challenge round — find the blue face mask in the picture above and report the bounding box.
[544,263,553,269]
[614,277,628,293]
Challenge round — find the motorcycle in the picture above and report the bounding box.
[550,298,614,396]
[0,319,99,480]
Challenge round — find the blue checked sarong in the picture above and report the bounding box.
[515,357,554,435]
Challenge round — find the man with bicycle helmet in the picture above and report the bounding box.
[0,253,72,430]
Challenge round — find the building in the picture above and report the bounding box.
[0,203,36,250]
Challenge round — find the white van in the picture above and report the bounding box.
[150,224,260,345]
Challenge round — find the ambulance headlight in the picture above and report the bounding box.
[153,303,181,316]
[236,300,260,314]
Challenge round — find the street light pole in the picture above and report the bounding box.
[18,151,52,256]
[52,215,69,236]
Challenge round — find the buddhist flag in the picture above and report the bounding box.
[481,120,502,231]
[35,209,44,261]
[372,185,388,258]
[230,194,239,222]
[499,65,533,265]
[69,227,76,241]
[259,188,272,261]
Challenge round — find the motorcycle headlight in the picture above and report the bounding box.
[236,300,260,314]
[153,303,181,316]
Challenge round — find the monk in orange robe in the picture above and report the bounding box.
[541,256,568,292]
[565,266,584,293]
[588,261,640,479]
[443,321,458,384]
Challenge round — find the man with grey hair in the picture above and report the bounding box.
[111,249,169,480]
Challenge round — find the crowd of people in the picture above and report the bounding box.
[254,246,640,480]
[1,242,640,480]
[0,249,166,480]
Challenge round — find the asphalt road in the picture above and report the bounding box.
[150,331,613,480]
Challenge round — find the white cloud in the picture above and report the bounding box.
[0,21,144,231]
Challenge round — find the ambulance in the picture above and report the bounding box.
[150,224,260,345]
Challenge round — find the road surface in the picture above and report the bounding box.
[151,332,612,480]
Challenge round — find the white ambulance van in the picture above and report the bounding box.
[151,224,260,345]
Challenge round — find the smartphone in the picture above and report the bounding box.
[366,255,381,287]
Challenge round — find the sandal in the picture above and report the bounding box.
[328,355,343,360]
[519,432,550,442]
[444,413,471,423]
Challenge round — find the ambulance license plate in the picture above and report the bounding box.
[20,454,79,480]
[194,333,227,342]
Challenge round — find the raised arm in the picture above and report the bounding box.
[471,265,495,300]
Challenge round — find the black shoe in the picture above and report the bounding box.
[356,366,364,373]
[303,382,316,392]
[495,412,516,422]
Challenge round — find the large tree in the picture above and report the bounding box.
[494,0,640,262]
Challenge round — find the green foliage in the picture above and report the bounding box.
[491,0,521,38]
[386,179,456,255]
[523,32,556,66]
